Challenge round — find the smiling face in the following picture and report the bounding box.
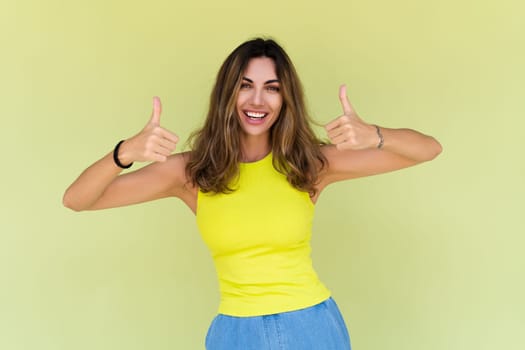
[236,57,283,142]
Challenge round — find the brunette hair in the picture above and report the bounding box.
[186,38,326,194]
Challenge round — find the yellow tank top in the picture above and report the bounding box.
[196,152,331,316]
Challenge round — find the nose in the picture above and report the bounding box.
[249,88,264,106]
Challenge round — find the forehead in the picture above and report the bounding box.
[243,57,278,81]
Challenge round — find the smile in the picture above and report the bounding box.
[244,111,268,120]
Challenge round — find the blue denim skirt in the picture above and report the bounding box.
[205,297,351,349]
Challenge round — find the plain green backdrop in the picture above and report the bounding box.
[1,0,523,349]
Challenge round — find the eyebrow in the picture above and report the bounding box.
[242,77,280,84]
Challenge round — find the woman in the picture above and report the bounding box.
[63,38,442,349]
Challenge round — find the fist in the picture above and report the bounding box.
[119,97,179,164]
[325,85,377,151]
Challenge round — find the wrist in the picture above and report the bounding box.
[373,125,384,149]
[113,140,134,169]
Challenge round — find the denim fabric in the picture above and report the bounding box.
[205,297,351,349]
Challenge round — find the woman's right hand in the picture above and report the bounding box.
[117,96,180,165]
[63,96,190,212]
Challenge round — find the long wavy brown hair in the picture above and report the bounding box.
[186,38,326,195]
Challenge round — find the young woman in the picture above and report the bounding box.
[63,38,442,349]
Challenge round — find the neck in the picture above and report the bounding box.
[240,134,271,162]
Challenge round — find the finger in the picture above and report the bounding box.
[150,96,162,125]
[325,114,351,132]
[158,137,178,151]
[150,153,168,162]
[325,117,342,132]
[327,127,345,140]
[330,133,350,145]
[159,128,179,144]
[146,143,171,159]
[153,145,173,157]
[339,84,355,115]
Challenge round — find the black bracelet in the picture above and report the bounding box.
[113,140,133,169]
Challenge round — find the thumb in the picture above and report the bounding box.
[338,84,354,115]
[149,96,162,125]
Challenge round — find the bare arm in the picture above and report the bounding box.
[62,97,188,211]
[62,152,190,211]
[316,85,442,191]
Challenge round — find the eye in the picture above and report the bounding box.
[266,85,280,92]
[240,83,251,89]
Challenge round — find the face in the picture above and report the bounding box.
[236,57,283,140]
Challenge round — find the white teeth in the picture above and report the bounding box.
[246,112,267,118]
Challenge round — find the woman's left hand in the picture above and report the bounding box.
[325,85,378,151]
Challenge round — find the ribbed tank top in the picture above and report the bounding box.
[196,152,331,317]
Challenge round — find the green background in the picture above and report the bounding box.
[1,0,523,349]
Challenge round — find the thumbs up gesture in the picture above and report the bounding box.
[117,97,179,164]
[325,85,378,151]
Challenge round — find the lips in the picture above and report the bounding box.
[244,111,268,120]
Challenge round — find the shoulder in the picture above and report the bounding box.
[317,143,371,189]
[170,150,195,186]
[133,151,197,212]
[167,151,198,205]
[156,151,191,175]
[319,144,338,159]
[145,151,196,195]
